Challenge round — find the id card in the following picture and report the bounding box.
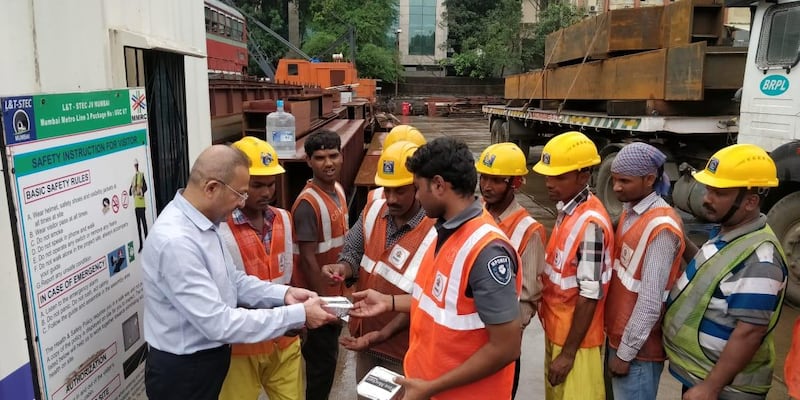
[357,366,403,400]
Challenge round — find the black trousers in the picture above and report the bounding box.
[512,356,521,398]
[135,207,148,248]
[302,323,342,400]
[145,344,231,400]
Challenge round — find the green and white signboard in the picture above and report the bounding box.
[2,88,154,400]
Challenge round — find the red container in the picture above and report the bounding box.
[401,101,411,116]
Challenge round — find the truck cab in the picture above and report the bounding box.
[728,0,800,305]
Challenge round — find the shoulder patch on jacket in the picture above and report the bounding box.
[487,255,512,285]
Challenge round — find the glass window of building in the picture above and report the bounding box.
[409,0,436,55]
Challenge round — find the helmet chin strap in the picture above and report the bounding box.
[718,188,747,225]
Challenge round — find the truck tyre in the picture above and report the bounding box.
[490,120,504,144]
[595,152,623,222]
[766,191,800,306]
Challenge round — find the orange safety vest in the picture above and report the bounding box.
[225,207,298,356]
[787,317,800,399]
[290,181,348,296]
[497,207,546,255]
[605,206,684,361]
[406,212,521,400]
[540,194,613,348]
[351,198,436,361]
[366,187,385,204]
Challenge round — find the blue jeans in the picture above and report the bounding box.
[607,346,664,400]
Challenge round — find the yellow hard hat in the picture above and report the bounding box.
[476,142,528,176]
[232,136,286,176]
[375,141,419,187]
[693,143,778,189]
[384,125,426,149]
[532,131,600,176]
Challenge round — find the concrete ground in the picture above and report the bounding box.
[327,115,796,399]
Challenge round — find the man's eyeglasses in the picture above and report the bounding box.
[210,179,249,202]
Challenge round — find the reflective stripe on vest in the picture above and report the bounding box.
[360,226,437,293]
[544,209,613,290]
[301,185,347,254]
[411,224,505,331]
[612,215,681,300]
[367,187,384,204]
[363,198,386,244]
[509,215,537,251]
[272,208,294,284]
[664,226,785,395]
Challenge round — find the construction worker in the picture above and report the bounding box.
[350,136,523,400]
[475,142,546,398]
[603,142,685,399]
[291,129,349,400]
[217,137,303,400]
[786,317,800,399]
[130,158,148,252]
[321,140,436,383]
[531,131,613,400]
[141,145,335,400]
[367,125,426,204]
[664,143,788,400]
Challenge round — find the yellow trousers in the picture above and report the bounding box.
[219,339,304,400]
[544,340,605,400]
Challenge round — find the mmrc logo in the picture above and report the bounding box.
[129,89,148,121]
[542,153,551,165]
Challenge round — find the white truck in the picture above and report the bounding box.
[484,0,800,304]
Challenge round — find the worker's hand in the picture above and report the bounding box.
[547,351,575,387]
[302,297,338,329]
[340,330,386,351]
[284,287,318,305]
[396,376,434,400]
[608,354,630,377]
[321,263,350,286]
[682,382,722,400]
[350,289,391,318]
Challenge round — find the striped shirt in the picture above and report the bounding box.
[615,192,681,362]
[669,214,787,361]
[555,186,605,300]
[338,204,427,270]
[231,208,275,250]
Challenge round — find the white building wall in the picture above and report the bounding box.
[0,0,212,394]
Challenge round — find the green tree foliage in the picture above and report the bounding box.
[443,0,580,77]
[443,0,525,78]
[527,1,582,68]
[304,0,400,81]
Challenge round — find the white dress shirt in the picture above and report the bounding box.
[142,191,305,354]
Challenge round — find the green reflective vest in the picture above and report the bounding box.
[663,225,785,398]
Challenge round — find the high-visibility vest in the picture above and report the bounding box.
[366,187,384,204]
[351,198,436,361]
[497,206,546,255]
[786,317,800,399]
[405,212,521,400]
[220,207,298,356]
[290,181,348,296]
[540,194,613,348]
[664,225,785,397]
[605,206,684,361]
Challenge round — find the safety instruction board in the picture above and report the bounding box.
[2,88,154,400]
